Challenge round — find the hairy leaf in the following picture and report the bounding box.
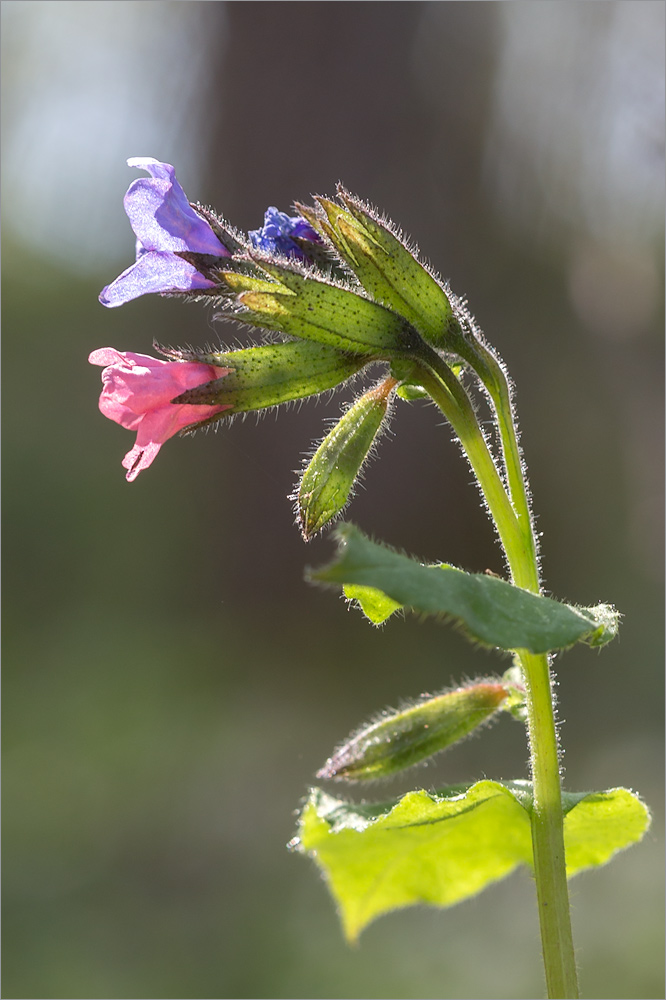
[292,780,650,941]
[312,525,619,653]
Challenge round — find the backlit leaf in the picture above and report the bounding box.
[293,780,649,941]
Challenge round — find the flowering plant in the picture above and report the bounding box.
[91,158,650,1000]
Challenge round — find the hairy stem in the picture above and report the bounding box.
[410,350,524,574]
[520,649,579,999]
[414,348,579,999]
[452,335,539,579]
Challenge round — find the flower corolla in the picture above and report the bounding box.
[99,158,231,307]
[249,207,321,262]
[89,348,231,480]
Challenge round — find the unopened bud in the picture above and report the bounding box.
[298,188,463,351]
[317,681,508,782]
[297,377,397,539]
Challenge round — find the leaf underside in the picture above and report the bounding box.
[311,525,619,653]
[293,780,650,942]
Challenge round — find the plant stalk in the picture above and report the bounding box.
[415,349,580,999]
[451,334,538,575]
[410,351,525,573]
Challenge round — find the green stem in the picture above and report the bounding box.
[452,335,539,582]
[410,350,524,575]
[521,649,579,999]
[414,348,579,999]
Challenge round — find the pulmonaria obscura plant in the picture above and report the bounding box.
[92,157,650,1000]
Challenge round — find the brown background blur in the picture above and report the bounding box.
[3,3,664,998]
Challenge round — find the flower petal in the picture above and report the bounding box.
[122,441,162,482]
[121,401,230,482]
[99,250,215,307]
[89,348,126,367]
[133,402,223,448]
[124,157,227,256]
[90,347,233,479]
[249,207,321,260]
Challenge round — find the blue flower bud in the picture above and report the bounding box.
[249,207,321,262]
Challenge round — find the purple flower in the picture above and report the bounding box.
[249,207,321,262]
[100,158,231,308]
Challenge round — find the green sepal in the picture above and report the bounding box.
[191,204,249,256]
[301,189,463,351]
[310,524,620,653]
[217,260,421,356]
[297,379,396,539]
[317,681,508,782]
[169,341,367,414]
[291,780,650,942]
[218,270,279,294]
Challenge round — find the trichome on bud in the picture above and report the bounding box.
[317,681,509,782]
[297,376,398,540]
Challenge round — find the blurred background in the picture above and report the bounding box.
[2,2,664,997]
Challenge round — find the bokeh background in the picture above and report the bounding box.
[3,2,664,998]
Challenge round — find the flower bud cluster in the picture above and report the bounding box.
[92,157,466,486]
[297,188,463,350]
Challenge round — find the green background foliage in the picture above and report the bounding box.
[3,3,663,998]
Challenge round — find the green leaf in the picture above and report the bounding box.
[342,584,402,624]
[311,525,619,653]
[561,787,652,875]
[292,780,650,942]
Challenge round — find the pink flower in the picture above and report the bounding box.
[89,348,232,481]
